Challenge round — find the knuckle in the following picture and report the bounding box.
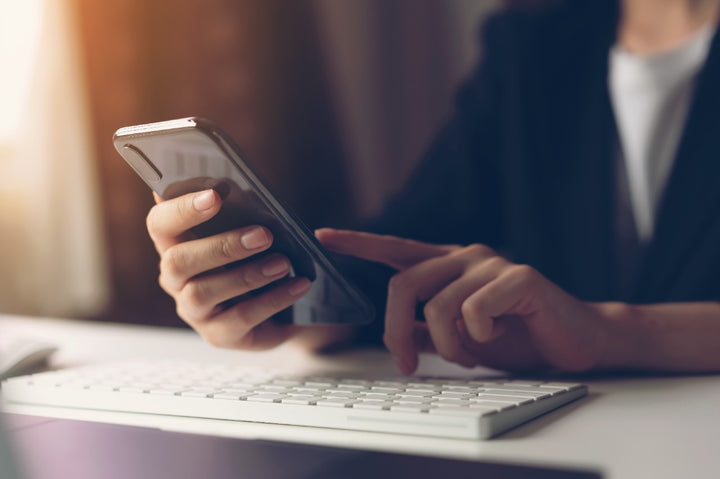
[161,246,186,278]
[464,316,491,344]
[388,272,415,296]
[175,303,186,322]
[218,233,244,261]
[158,272,172,294]
[175,302,195,326]
[461,295,484,321]
[443,244,463,253]
[234,266,259,291]
[182,280,210,311]
[264,292,286,313]
[229,291,286,330]
[422,300,444,323]
[478,255,507,273]
[508,264,538,284]
[175,296,207,326]
[462,243,493,258]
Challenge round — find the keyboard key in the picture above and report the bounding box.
[148,388,181,396]
[483,389,550,399]
[88,384,116,391]
[439,380,474,387]
[337,379,370,386]
[258,385,291,393]
[212,393,248,401]
[432,399,470,407]
[396,391,433,398]
[373,381,406,388]
[304,381,336,388]
[246,393,286,403]
[336,384,368,391]
[118,386,149,393]
[394,397,432,405]
[316,398,357,408]
[504,380,546,387]
[224,381,262,389]
[540,382,582,391]
[361,392,394,400]
[353,401,393,410]
[476,394,533,404]
[443,386,477,393]
[293,385,326,392]
[181,391,216,398]
[405,383,441,391]
[488,384,549,392]
[281,396,321,405]
[220,387,255,394]
[371,386,402,393]
[435,392,474,399]
[324,391,359,399]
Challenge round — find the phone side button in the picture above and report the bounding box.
[123,145,162,182]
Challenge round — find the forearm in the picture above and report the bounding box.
[599,301,720,372]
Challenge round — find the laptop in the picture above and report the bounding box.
[0,412,602,479]
[0,414,23,479]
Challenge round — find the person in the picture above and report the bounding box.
[145,0,720,375]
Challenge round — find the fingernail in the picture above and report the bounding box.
[262,256,289,277]
[288,278,311,296]
[241,228,269,249]
[193,190,215,211]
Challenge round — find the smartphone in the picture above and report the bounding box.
[113,117,374,325]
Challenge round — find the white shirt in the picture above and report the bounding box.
[608,26,714,244]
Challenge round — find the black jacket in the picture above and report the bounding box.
[351,0,720,342]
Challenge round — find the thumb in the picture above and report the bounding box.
[315,228,451,270]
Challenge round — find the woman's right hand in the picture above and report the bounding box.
[146,189,312,350]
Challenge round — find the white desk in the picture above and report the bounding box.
[2,314,720,479]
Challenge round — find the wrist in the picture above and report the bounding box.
[592,301,646,371]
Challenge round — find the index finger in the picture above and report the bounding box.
[315,228,452,270]
[146,189,221,253]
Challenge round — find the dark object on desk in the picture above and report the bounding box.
[0,336,57,380]
[6,414,602,479]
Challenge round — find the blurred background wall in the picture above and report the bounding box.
[0,0,508,327]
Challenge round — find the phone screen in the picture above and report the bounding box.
[114,118,374,325]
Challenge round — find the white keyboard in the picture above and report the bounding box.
[1,361,587,440]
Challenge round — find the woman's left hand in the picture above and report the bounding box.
[316,228,614,374]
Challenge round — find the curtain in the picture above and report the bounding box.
[0,0,109,317]
[76,0,350,326]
